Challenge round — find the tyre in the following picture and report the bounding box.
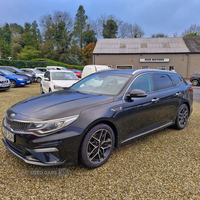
[10,80,17,88]
[40,84,44,94]
[192,79,198,86]
[174,104,189,130]
[80,124,115,168]
[37,77,42,83]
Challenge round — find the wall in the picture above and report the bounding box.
[93,53,198,78]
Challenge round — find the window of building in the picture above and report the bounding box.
[169,66,175,71]
[117,66,132,69]
[158,66,166,70]
[142,66,149,69]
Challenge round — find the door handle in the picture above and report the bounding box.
[151,97,159,103]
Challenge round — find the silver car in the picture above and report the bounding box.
[0,76,11,91]
[21,68,44,83]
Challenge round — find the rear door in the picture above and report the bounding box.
[152,73,182,123]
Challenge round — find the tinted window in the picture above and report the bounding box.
[169,74,182,86]
[130,73,154,93]
[153,74,173,90]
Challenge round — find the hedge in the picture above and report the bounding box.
[0,59,84,70]
[0,59,46,69]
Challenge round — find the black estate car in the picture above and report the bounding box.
[2,69,193,168]
[0,66,36,83]
[190,71,200,86]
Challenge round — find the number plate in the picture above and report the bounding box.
[27,81,30,83]
[2,127,14,142]
[3,84,10,87]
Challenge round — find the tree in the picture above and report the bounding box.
[82,42,95,65]
[40,10,73,61]
[103,19,118,38]
[73,5,88,51]
[0,23,12,58]
[83,25,97,45]
[127,23,144,38]
[182,24,200,37]
[17,46,41,60]
[151,33,168,38]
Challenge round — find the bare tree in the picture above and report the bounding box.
[182,24,200,36]
[127,23,144,38]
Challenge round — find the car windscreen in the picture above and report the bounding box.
[70,73,131,96]
[13,67,24,73]
[51,72,79,80]
[33,69,43,74]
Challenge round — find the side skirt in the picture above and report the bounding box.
[121,121,173,144]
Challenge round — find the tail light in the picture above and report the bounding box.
[191,76,193,78]
[189,87,193,93]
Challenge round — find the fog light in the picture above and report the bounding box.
[33,147,58,153]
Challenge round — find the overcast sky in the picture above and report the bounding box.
[0,0,199,38]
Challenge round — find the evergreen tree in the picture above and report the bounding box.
[73,5,88,50]
[103,19,118,38]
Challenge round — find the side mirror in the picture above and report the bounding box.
[44,77,50,81]
[127,89,147,98]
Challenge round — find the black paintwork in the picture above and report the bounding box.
[2,69,193,166]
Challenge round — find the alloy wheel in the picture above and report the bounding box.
[87,129,112,164]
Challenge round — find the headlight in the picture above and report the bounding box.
[54,85,63,90]
[17,78,24,81]
[26,115,79,135]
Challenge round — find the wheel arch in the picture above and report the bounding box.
[78,119,119,163]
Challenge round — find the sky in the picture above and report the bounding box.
[0,0,200,38]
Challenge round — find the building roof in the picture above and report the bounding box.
[93,37,191,54]
[183,37,200,52]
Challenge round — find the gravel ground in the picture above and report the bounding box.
[0,83,200,199]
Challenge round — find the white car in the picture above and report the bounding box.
[21,68,44,83]
[41,70,79,93]
[46,66,68,70]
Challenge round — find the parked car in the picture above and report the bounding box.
[68,69,82,78]
[0,69,31,87]
[21,68,44,83]
[2,69,193,168]
[41,70,79,93]
[81,65,110,78]
[35,67,48,74]
[0,66,36,83]
[0,75,11,91]
[46,66,68,71]
[190,71,200,86]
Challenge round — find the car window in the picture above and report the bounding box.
[70,73,131,95]
[130,73,154,93]
[44,71,50,79]
[51,72,78,80]
[6,68,14,72]
[153,74,173,90]
[169,74,182,86]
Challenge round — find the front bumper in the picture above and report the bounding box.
[2,125,83,166]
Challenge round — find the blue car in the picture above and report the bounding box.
[0,69,31,88]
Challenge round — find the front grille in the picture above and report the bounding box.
[6,139,27,156]
[6,117,30,132]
